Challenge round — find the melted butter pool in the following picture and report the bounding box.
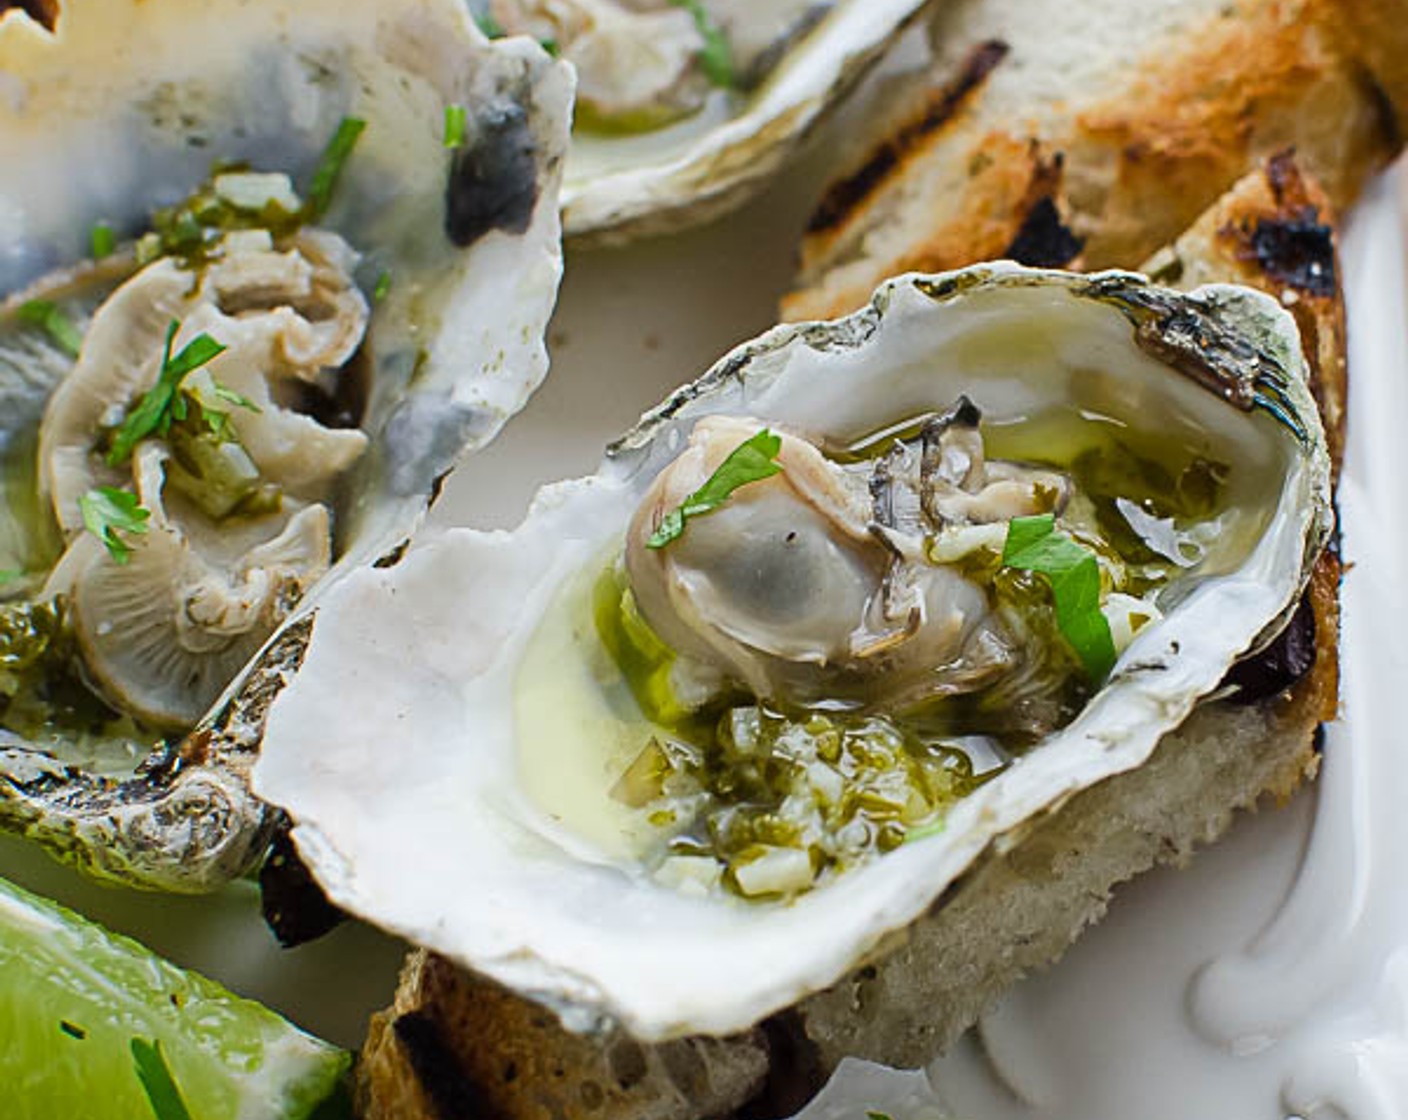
[513,563,662,863]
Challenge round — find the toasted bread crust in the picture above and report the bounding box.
[783,0,1406,322]
[357,954,772,1120]
[356,159,1347,1119]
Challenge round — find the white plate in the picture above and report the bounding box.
[0,102,1403,1120]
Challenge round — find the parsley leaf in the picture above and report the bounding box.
[195,379,260,442]
[867,1112,895,1120]
[669,0,734,88]
[18,299,83,358]
[106,322,227,466]
[131,1038,193,1120]
[647,429,783,549]
[443,104,468,149]
[373,269,392,303]
[80,487,150,565]
[1002,514,1117,681]
[90,221,116,260]
[304,116,366,220]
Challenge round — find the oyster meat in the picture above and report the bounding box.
[475,0,931,241]
[0,0,572,890]
[255,265,1331,1039]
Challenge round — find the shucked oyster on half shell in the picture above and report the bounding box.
[255,264,1331,1040]
[473,0,931,242]
[0,0,572,890]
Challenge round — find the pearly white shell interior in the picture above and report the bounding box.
[554,0,930,241]
[254,266,1330,1040]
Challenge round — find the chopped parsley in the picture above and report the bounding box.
[80,487,150,564]
[198,379,262,442]
[90,221,116,260]
[475,11,506,38]
[372,269,392,303]
[902,821,945,845]
[443,104,468,149]
[647,428,782,549]
[304,116,366,221]
[1002,514,1117,680]
[540,37,560,57]
[670,0,734,88]
[867,1113,895,1120]
[17,299,83,358]
[208,381,259,413]
[131,1038,193,1120]
[106,321,228,466]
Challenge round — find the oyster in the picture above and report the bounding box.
[474,0,931,241]
[254,265,1331,1039]
[0,0,571,889]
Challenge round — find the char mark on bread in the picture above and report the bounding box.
[0,1,56,29]
[1245,214,1336,297]
[1222,151,1338,297]
[1002,192,1084,268]
[392,1011,505,1120]
[805,39,1010,237]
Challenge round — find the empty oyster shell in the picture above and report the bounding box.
[255,264,1331,1040]
[0,0,571,889]
[475,0,931,241]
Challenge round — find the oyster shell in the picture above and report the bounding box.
[254,265,1331,1039]
[474,0,931,241]
[0,0,572,889]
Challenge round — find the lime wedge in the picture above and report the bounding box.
[0,874,349,1119]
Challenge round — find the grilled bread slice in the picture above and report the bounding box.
[355,154,1347,1120]
[782,0,1406,322]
